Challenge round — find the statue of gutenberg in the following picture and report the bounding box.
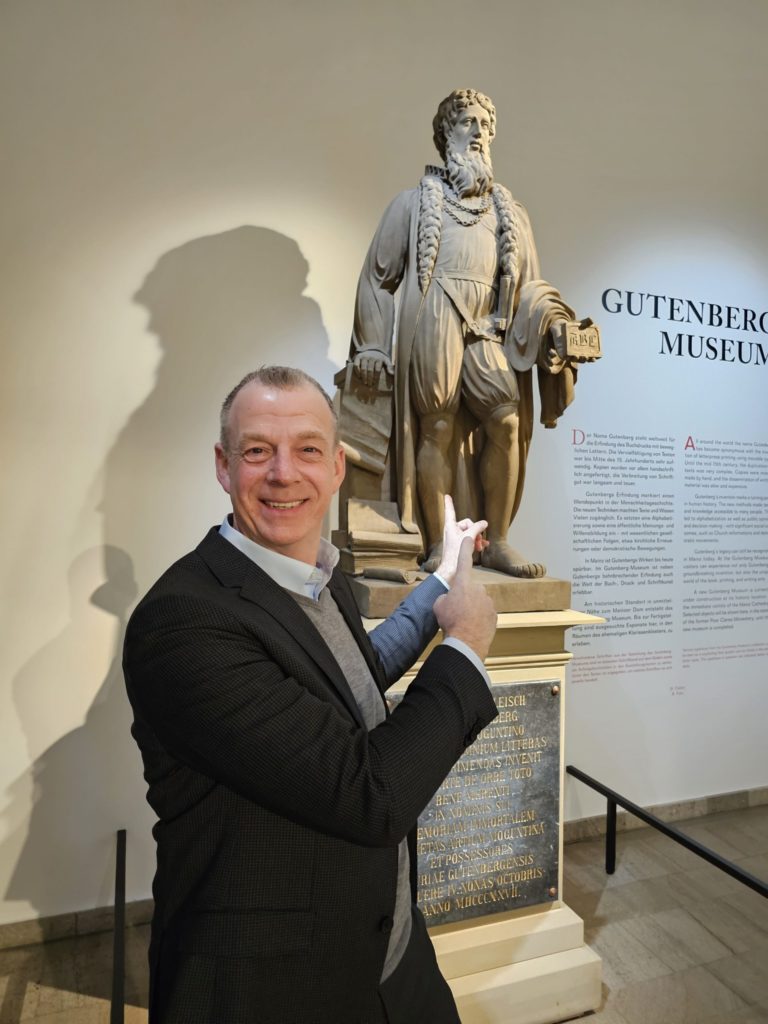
[347,88,596,578]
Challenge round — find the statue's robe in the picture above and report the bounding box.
[348,169,576,549]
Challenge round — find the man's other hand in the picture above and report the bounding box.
[435,495,488,584]
[434,535,497,662]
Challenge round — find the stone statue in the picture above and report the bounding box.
[340,88,600,578]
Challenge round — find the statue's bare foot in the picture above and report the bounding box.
[480,540,546,578]
[420,542,443,574]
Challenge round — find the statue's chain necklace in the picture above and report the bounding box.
[441,185,494,227]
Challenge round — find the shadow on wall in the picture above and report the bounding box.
[104,224,339,592]
[4,228,336,973]
[7,548,140,908]
[3,547,150,1012]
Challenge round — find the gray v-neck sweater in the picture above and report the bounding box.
[292,588,412,981]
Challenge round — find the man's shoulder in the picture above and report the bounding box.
[139,548,208,600]
[128,528,246,623]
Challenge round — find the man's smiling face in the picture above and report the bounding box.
[215,381,345,565]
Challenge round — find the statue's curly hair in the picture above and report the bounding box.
[432,88,496,161]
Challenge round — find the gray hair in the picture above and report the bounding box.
[432,88,496,162]
[219,366,337,448]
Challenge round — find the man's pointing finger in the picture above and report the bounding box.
[456,534,475,578]
[444,494,457,529]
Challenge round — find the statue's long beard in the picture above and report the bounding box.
[445,144,494,198]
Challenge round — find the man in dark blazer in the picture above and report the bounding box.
[124,366,498,1023]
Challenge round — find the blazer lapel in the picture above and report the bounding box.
[196,529,366,727]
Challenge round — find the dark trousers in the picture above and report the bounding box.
[377,906,461,1024]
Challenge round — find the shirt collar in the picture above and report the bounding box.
[219,516,339,601]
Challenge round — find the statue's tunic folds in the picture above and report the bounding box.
[350,172,576,547]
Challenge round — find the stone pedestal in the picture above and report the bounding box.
[373,589,603,1024]
[350,569,572,618]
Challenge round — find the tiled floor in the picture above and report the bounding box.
[563,805,768,1023]
[0,806,766,1022]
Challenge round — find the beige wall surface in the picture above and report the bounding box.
[1,0,766,923]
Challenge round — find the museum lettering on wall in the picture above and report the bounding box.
[601,288,768,365]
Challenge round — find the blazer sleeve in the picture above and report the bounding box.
[124,589,497,849]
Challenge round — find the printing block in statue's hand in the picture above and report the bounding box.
[544,318,602,373]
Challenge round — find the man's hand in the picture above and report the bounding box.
[352,349,394,389]
[434,535,497,663]
[435,495,488,584]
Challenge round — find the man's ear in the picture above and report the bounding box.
[333,444,346,493]
[214,443,232,495]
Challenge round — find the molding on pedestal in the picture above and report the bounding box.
[431,902,584,977]
[382,609,604,692]
[450,944,602,1024]
[432,903,601,1023]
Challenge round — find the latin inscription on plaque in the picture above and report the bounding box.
[413,680,560,926]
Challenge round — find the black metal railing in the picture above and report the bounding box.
[110,829,127,1024]
[566,765,768,899]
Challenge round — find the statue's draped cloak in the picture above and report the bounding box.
[349,176,575,548]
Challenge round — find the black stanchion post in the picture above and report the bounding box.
[605,798,617,875]
[110,828,126,1024]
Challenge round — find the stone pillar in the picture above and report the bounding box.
[378,594,603,1024]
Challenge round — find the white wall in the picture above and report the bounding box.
[1,0,766,923]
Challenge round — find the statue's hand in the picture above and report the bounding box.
[472,315,504,343]
[352,349,394,389]
[546,320,569,369]
[435,495,488,585]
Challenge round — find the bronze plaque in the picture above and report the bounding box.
[413,680,561,926]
